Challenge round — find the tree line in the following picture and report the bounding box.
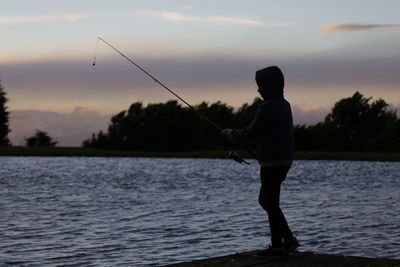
[1,78,399,151]
[83,98,263,151]
[83,92,400,152]
[0,80,10,146]
[1,80,58,147]
[294,92,400,152]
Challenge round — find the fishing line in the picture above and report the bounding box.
[92,38,100,66]
[93,37,257,164]
[94,37,222,130]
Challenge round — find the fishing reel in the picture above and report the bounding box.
[226,151,249,164]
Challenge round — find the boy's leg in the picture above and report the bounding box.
[259,166,292,247]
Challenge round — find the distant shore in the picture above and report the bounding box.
[1,146,399,161]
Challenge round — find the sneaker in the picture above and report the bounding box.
[283,236,299,253]
[254,245,286,257]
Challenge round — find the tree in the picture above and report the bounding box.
[323,91,398,151]
[83,100,239,151]
[84,93,400,152]
[0,80,10,146]
[25,130,57,147]
[294,91,400,152]
[236,97,263,128]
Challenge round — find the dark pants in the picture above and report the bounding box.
[259,166,293,247]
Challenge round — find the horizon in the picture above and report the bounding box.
[7,92,399,147]
[1,0,400,146]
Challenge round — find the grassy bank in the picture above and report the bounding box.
[0,146,229,158]
[294,151,400,162]
[1,146,400,161]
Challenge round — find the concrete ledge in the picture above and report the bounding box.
[162,251,400,267]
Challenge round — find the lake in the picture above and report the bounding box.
[1,157,399,266]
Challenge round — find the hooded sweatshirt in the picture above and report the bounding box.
[230,66,294,166]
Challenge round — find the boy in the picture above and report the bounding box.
[221,66,299,256]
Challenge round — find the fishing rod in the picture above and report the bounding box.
[93,37,256,164]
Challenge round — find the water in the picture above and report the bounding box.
[0,157,399,266]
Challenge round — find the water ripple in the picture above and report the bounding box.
[0,157,399,266]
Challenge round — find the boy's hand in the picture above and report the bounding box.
[221,128,232,138]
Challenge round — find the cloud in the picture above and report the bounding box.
[0,14,89,24]
[143,11,295,27]
[208,16,293,27]
[9,108,111,146]
[3,49,400,115]
[291,106,329,125]
[155,11,194,21]
[321,23,400,33]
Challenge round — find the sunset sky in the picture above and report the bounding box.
[1,0,400,146]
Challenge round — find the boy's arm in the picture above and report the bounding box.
[223,103,269,144]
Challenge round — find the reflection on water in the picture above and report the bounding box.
[1,157,399,266]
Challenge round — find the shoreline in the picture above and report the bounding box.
[0,147,400,161]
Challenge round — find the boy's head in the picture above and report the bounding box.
[255,66,284,99]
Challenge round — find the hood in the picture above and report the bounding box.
[255,66,285,99]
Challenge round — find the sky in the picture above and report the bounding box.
[1,0,400,146]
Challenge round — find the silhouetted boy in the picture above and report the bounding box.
[221,66,299,256]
